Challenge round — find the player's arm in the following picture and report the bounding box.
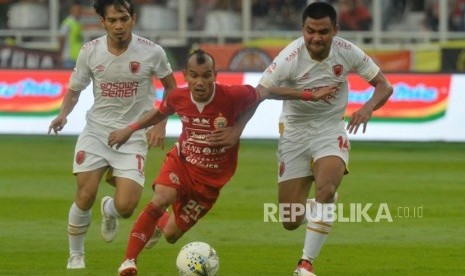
[206,102,258,148]
[147,73,177,149]
[48,88,81,135]
[108,108,169,149]
[257,84,340,102]
[347,71,393,134]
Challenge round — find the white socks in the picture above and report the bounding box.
[68,202,91,256]
[302,201,335,262]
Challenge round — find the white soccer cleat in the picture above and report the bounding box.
[293,259,316,276]
[144,226,162,249]
[100,196,119,242]
[118,259,137,276]
[67,254,85,269]
[293,268,317,276]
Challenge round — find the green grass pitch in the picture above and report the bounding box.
[1,135,465,275]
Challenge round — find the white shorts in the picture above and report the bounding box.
[73,133,147,186]
[276,129,350,183]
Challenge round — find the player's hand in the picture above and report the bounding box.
[147,121,166,150]
[108,127,132,150]
[207,127,240,149]
[48,117,67,135]
[311,84,340,104]
[346,105,373,134]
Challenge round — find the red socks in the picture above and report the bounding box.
[124,202,164,260]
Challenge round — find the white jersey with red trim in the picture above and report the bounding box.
[69,33,172,149]
[259,36,379,139]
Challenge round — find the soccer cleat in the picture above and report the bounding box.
[100,196,119,242]
[67,254,85,269]
[118,259,137,276]
[144,226,162,249]
[293,259,316,276]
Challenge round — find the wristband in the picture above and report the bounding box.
[301,90,313,101]
[128,122,141,132]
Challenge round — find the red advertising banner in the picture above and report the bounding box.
[0,69,451,123]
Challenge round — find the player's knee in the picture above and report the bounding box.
[316,185,337,203]
[115,204,136,218]
[75,191,96,210]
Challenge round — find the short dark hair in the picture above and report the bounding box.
[93,0,135,18]
[302,2,337,26]
[188,49,216,68]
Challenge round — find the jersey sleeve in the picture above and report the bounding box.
[68,46,92,92]
[158,90,176,116]
[259,54,289,88]
[153,45,173,79]
[231,85,260,112]
[349,44,380,82]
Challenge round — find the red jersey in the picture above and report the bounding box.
[158,83,259,187]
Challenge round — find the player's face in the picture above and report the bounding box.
[301,16,338,61]
[100,5,135,46]
[183,58,217,103]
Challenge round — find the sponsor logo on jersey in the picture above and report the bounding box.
[192,117,210,128]
[266,62,277,74]
[335,40,352,50]
[285,45,304,63]
[82,39,100,50]
[333,64,343,77]
[136,37,155,46]
[129,61,140,74]
[95,64,105,72]
[101,81,139,97]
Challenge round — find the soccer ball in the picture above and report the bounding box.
[176,241,219,276]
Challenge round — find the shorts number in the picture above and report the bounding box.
[182,199,205,221]
[136,154,145,175]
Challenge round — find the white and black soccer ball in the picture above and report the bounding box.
[176,241,219,276]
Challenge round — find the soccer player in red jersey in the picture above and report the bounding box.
[108,49,338,276]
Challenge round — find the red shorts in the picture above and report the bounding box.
[153,147,225,232]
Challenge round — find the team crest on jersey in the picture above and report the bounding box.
[129,61,140,74]
[213,114,228,129]
[76,151,86,165]
[332,64,343,77]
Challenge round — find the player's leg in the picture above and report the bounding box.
[278,176,313,230]
[277,134,314,230]
[101,149,147,242]
[144,208,170,249]
[296,156,345,276]
[67,167,107,269]
[100,176,143,243]
[296,131,349,276]
[118,184,177,276]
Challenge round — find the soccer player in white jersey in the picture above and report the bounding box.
[48,0,176,270]
[208,2,393,276]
